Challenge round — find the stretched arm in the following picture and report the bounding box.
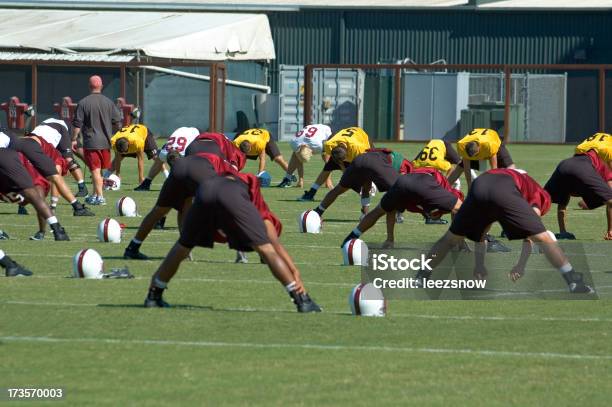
[606,200,612,239]
[258,149,266,174]
[557,204,568,233]
[489,154,498,170]
[318,184,349,214]
[463,158,473,189]
[385,210,396,248]
[112,153,123,176]
[510,239,533,282]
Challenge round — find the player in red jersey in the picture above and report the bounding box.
[0,148,70,241]
[544,150,612,240]
[420,169,593,293]
[144,174,321,313]
[341,168,463,248]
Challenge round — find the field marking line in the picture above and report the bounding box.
[1,335,610,361]
[4,300,612,323]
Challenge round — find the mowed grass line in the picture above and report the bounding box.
[1,142,611,406]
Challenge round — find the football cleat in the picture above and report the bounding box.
[395,212,404,224]
[298,189,316,202]
[289,291,322,313]
[555,231,576,240]
[235,251,248,263]
[52,226,70,241]
[485,234,511,252]
[17,206,28,215]
[76,184,88,197]
[5,263,33,277]
[0,230,9,240]
[29,231,45,241]
[84,195,97,204]
[425,217,448,225]
[563,271,595,294]
[73,203,95,216]
[276,177,292,188]
[144,287,170,308]
[134,179,152,191]
[124,248,149,260]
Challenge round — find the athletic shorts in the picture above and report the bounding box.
[84,149,111,171]
[450,172,546,241]
[380,173,458,214]
[9,138,58,177]
[0,149,34,194]
[544,154,612,209]
[323,159,351,172]
[144,131,158,159]
[57,131,74,159]
[339,152,398,192]
[185,139,223,158]
[156,156,217,211]
[179,176,270,251]
[245,140,282,161]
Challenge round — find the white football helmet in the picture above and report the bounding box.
[103,174,121,191]
[97,218,122,243]
[72,249,104,279]
[342,238,368,266]
[349,283,386,317]
[116,196,137,217]
[298,210,322,233]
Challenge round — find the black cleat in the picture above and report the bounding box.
[73,203,95,216]
[425,217,448,225]
[5,263,33,277]
[76,185,88,197]
[124,248,149,260]
[17,206,28,215]
[485,234,511,252]
[235,251,248,263]
[29,231,45,241]
[134,179,152,191]
[0,230,9,240]
[153,216,166,230]
[563,271,595,294]
[290,292,322,313]
[298,189,316,202]
[144,296,170,308]
[52,226,70,241]
[277,177,292,188]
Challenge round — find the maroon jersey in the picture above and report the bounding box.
[582,150,612,182]
[20,153,50,196]
[488,168,551,216]
[194,132,246,171]
[36,136,69,176]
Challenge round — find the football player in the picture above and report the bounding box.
[277,124,333,189]
[0,148,69,241]
[30,118,89,197]
[544,134,612,240]
[419,168,593,293]
[9,132,94,219]
[109,124,163,190]
[299,127,372,201]
[233,128,289,175]
[449,128,515,188]
[413,139,462,177]
[144,174,321,313]
[313,148,411,219]
[124,152,231,260]
[134,127,201,191]
[186,132,246,171]
[342,168,463,248]
[0,249,32,277]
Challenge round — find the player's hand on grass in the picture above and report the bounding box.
[604,231,612,240]
[555,231,576,240]
[508,265,525,282]
[382,240,394,249]
[473,266,488,281]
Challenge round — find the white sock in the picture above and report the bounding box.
[0,249,5,260]
[352,228,362,237]
[153,277,167,289]
[77,180,84,185]
[285,281,297,293]
[559,263,573,273]
[312,183,320,190]
[46,216,58,225]
[163,170,170,178]
[132,238,143,244]
[69,199,77,204]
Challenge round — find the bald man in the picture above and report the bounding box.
[72,75,122,206]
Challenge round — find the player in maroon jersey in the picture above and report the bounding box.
[420,168,593,293]
[544,150,612,240]
[342,167,463,249]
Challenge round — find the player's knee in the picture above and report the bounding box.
[531,230,557,243]
[68,159,81,172]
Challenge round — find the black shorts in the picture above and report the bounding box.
[144,131,158,159]
[156,156,217,211]
[443,140,461,165]
[544,155,612,209]
[179,176,270,251]
[185,139,223,158]
[246,140,282,161]
[57,130,74,159]
[0,149,34,193]
[450,172,545,241]
[381,173,458,214]
[323,159,351,172]
[339,152,398,192]
[9,138,57,177]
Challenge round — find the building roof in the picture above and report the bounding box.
[0,9,275,61]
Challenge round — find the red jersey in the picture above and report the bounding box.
[488,168,551,215]
[19,152,50,196]
[35,136,68,176]
[195,132,246,171]
[582,150,612,182]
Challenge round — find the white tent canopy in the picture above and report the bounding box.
[0,9,276,61]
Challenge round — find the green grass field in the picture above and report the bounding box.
[1,142,612,406]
